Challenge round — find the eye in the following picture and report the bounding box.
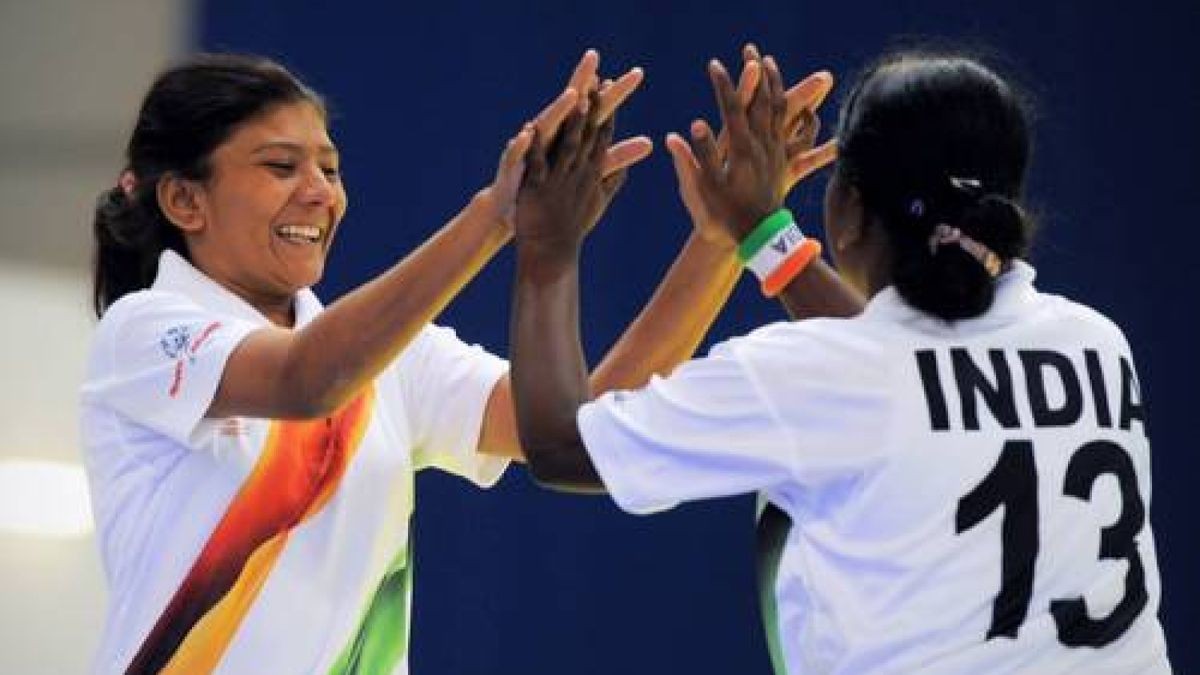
[262,161,296,176]
[321,165,341,181]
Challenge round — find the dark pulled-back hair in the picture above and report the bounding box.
[91,53,324,317]
[834,50,1035,321]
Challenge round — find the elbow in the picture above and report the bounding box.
[274,371,354,420]
[522,436,603,492]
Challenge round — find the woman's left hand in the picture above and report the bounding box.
[666,48,837,250]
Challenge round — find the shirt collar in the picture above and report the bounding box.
[152,249,324,327]
[861,259,1039,330]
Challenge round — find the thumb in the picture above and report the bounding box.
[665,132,700,194]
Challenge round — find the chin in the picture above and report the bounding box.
[288,260,326,291]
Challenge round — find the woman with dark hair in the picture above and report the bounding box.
[79,50,843,674]
[511,50,1171,673]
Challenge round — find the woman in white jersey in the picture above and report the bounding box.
[80,51,848,673]
[510,50,1172,673]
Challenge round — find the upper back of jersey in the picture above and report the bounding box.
[735,264,1169,674]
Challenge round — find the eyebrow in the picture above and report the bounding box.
[251,141,339,158]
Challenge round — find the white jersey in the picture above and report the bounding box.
[578,262,1170,674]
[80,250,508,674]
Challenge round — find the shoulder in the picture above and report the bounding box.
[96,289,217,334]
[710,316,891,377]
[1034,290,1134,352]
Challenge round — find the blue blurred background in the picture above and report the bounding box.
[0,1,1193,673]
[187,1,1200,672]
[196,1,1198,673]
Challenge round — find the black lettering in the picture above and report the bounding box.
[1118,357,1146,432]
[952,348,1020,430]
[1084,350,1112,428]
[916,350,950,431]
[1020,350,1083,427]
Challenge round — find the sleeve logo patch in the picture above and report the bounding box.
[162,321,223,398]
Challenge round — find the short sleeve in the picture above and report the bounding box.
[80,292,259,448]
[577,343,795,515]
[392,324,509,487]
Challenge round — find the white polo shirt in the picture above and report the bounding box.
[80,250,508,674]
[578,262,1170,674]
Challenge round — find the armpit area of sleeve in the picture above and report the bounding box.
[412,352,511,489]
[170,321,260,444]
[576,394,680,516]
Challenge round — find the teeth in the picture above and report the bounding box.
[276,225,322,243]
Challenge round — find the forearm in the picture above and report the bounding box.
[510,244,602,491]
[775,258,865,320]
[589,233,741,394]
[288,190,509,414]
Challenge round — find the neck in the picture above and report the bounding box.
[209,269,298,327]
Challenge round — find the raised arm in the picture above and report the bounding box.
[668,45,864,320]
[512,52,865,490]
[479,51,839,459]
[208,52,651,420]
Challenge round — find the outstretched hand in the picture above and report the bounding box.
[666,46,837,248]
[484,50,651,232]
[515,91,627,257]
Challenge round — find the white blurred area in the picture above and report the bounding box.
[0,1,188,672]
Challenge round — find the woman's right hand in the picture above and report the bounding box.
[481,50,652,233]
[514,92,627,259]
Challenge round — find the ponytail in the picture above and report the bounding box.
[91,178,187,317]
[892,188,1032,321]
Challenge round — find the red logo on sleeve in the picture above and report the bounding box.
[164,321,223,398]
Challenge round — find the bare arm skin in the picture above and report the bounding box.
[512,53,864,490]
[482,50,860,460]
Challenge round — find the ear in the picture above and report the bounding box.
[834,184,867,251]
[157,173,207,234]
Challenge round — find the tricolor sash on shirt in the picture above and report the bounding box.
[126,388,379,674]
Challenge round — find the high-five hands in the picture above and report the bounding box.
[484,51,652,232]
[666,45,837,249]
[514,91,627,256]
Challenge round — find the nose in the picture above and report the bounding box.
[298,166,338,207]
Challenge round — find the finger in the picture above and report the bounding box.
[690,118,721,178]
[524,127,548,186]
[747,56,772,136]
[566,49,600,112]
[579,90,607,170]
[589,105,617,169]
[786,139,838,188]
[737,44,763,107]
[765,56,787,139]
[533,87,581,147]
[788,108,821,154]
[502,124,535,173]
[601,136,653,176]
[709,59,751,152]
[783,71,834,137]
[550,107,587,173]
[665,131,701,196]
[595,67,644,122]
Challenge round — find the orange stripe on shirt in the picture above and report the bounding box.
[126,387,375,675]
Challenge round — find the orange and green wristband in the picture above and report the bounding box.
[736,208,823,297]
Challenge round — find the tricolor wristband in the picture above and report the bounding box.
[737,209,823,297]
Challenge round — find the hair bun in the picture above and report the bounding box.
[959,193,1028,259]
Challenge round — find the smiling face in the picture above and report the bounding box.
[180,101,346,319]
